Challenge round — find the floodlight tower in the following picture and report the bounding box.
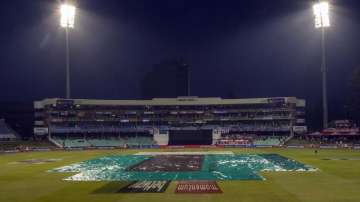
[60,3,76,99]
[313,1,330,129]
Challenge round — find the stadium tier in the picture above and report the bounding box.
[288,120,360,146]
[33,97,307,148]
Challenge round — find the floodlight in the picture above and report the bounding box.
[313,1,330,28]
[60,4,76,28]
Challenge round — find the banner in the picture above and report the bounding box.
[319,145,338,149]
[287,145,305,149]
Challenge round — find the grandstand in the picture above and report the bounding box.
[34,97,307,148]
[0,119,18,141]
[288,120,360,147]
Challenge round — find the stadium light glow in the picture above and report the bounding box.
[313,1,330,28]
[313,1,331,128]
[60,4,76,28]
[59,3,76,98]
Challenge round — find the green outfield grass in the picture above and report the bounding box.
[1,148,360,202]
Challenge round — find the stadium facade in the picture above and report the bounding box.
[33,97,306,148]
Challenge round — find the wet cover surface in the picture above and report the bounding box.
[49,154,316,181]
[127,155,204,172]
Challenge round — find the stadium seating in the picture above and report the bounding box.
[51,135,156,148]
[287,135,360,146]
[64,139,91,148]
[253,137,282,146]
[49,123,292,134]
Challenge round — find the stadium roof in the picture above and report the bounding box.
[35,97,305,108]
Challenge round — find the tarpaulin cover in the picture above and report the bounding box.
[49,154,316,181]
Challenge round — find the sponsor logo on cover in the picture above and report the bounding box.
[119,181,170,193]
[175,181,222,194]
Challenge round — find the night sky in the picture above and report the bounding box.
[0,0,360,127]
